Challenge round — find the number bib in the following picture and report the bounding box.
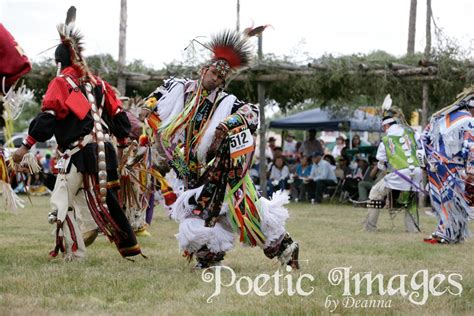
[230,129,254,158]
[55,158,65,170]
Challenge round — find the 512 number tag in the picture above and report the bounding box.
[230,129,254,158]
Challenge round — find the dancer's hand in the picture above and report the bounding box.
[12,145,29,164]
[207,126,227,161]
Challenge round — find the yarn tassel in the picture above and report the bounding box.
[1,181,25,211]
[20,152,42,174]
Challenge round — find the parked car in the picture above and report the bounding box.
[1,132,56,159]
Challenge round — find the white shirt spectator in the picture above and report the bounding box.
[310,159,337,182]
[283,139,297,155]
[268,164,290,181]
[331,145,345,158]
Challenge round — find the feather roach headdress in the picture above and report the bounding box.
[206,30,252,78]
[55,6,95,83]
[380,94,408,126]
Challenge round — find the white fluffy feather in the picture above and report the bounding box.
[176,217,235,253]
[170,185,204,222]
[258,190,290,247]
[65,22,75,37]
[382,94,392,111]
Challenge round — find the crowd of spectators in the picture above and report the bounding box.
[9,147,57,196]
[254,129,382,203]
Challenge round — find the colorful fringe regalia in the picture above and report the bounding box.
[16,7,142,259]
[422,90,474,243]
[119,134,177,234]
[0,22,32,212]
[120,141,151,233]
[143,30,299,269]
[145,77,295,268]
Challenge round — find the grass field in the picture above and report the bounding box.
[0,196,473,315]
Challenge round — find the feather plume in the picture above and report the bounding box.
[65,6,76,25]
[56,6,95,84]
[382,94,392,111]
[244,24,273,37]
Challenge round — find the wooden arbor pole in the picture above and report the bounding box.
[117,0,127,96]
[421,0,431,127]
[419,0,432,208]
[257,34,268,198]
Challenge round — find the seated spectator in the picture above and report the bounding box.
[342,156,370,200]
[27,172,50,196]
[35,150,42,164]
[295,141,302,157]
[319,139,330,155]
[272,146,284,161]
[266,137,276,162]
[323,154,337,171]
[41,153,52,174]
[289,156,312,201]
[268,136,276,152]
[283,133,298,163]
[335,155,352,179]
[308,151,337,203]
[331,136,346,159]
[267,156,290,196]
[357,156,381,201]
[352,134,362,149]
[12,171,28,194]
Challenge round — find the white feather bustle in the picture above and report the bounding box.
[174,189,290,253]
[176,217,235,254]
[258,190,290,247]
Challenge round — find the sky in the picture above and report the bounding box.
[0,0,473,69]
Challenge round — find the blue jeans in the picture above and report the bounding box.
[267,179,288,196]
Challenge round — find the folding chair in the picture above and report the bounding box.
[329,178,344,202]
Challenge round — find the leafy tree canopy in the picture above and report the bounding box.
[17,41,473,132]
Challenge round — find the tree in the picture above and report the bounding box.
[407,0,417,55]
[421,0,432,127]
[117,0,128,95]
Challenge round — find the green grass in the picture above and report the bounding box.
[0,196,473,315]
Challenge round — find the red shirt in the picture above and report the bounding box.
[42,66,122,120]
